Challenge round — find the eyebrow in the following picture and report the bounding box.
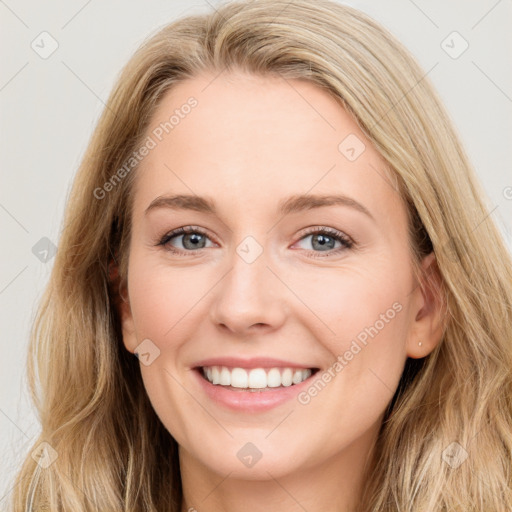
[144,193,374,220]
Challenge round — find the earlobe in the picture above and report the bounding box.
[108,256,137,354]
[119,284,138,354]
[406,252,446,359]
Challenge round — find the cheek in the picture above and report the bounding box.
[128,255,209,342]
[138,362,196,444]
[295,263,410,405]
[126,255,205,442]
[287,261,409,351]
[292,279,408,463]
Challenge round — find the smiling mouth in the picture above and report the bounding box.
[196,365,320,391]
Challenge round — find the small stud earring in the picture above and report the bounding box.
[418,341,423,347]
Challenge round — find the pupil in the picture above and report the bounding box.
[314,234,334,251]
[184,233,204,249]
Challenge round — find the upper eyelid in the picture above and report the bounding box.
[161,226,346,239]
[160,226,215,243]
[160,226,353,249]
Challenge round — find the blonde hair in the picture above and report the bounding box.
[10,0,512,510]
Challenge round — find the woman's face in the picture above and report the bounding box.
[120,71,437,480]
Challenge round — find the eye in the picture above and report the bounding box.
[156,225,354,258]
[294,227,354,257]
[157,226,215,255]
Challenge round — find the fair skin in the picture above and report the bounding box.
[119,70,444,512]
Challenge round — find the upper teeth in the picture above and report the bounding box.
[202,366,312,389]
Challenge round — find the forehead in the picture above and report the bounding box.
[131,71,400,223]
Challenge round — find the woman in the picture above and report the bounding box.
[11,0,512,510]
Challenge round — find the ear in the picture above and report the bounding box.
[108,257,138,354]
[406,252,446,359]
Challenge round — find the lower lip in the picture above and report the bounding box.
[193,368,317,412]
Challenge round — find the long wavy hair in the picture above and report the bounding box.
[10,0,512,510]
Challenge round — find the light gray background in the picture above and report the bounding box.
[1,0,511,503]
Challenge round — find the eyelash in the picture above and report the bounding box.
[156,225,354,258]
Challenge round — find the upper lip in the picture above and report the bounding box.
[192,357,319,370]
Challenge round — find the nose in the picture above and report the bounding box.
[209,246,288,336]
